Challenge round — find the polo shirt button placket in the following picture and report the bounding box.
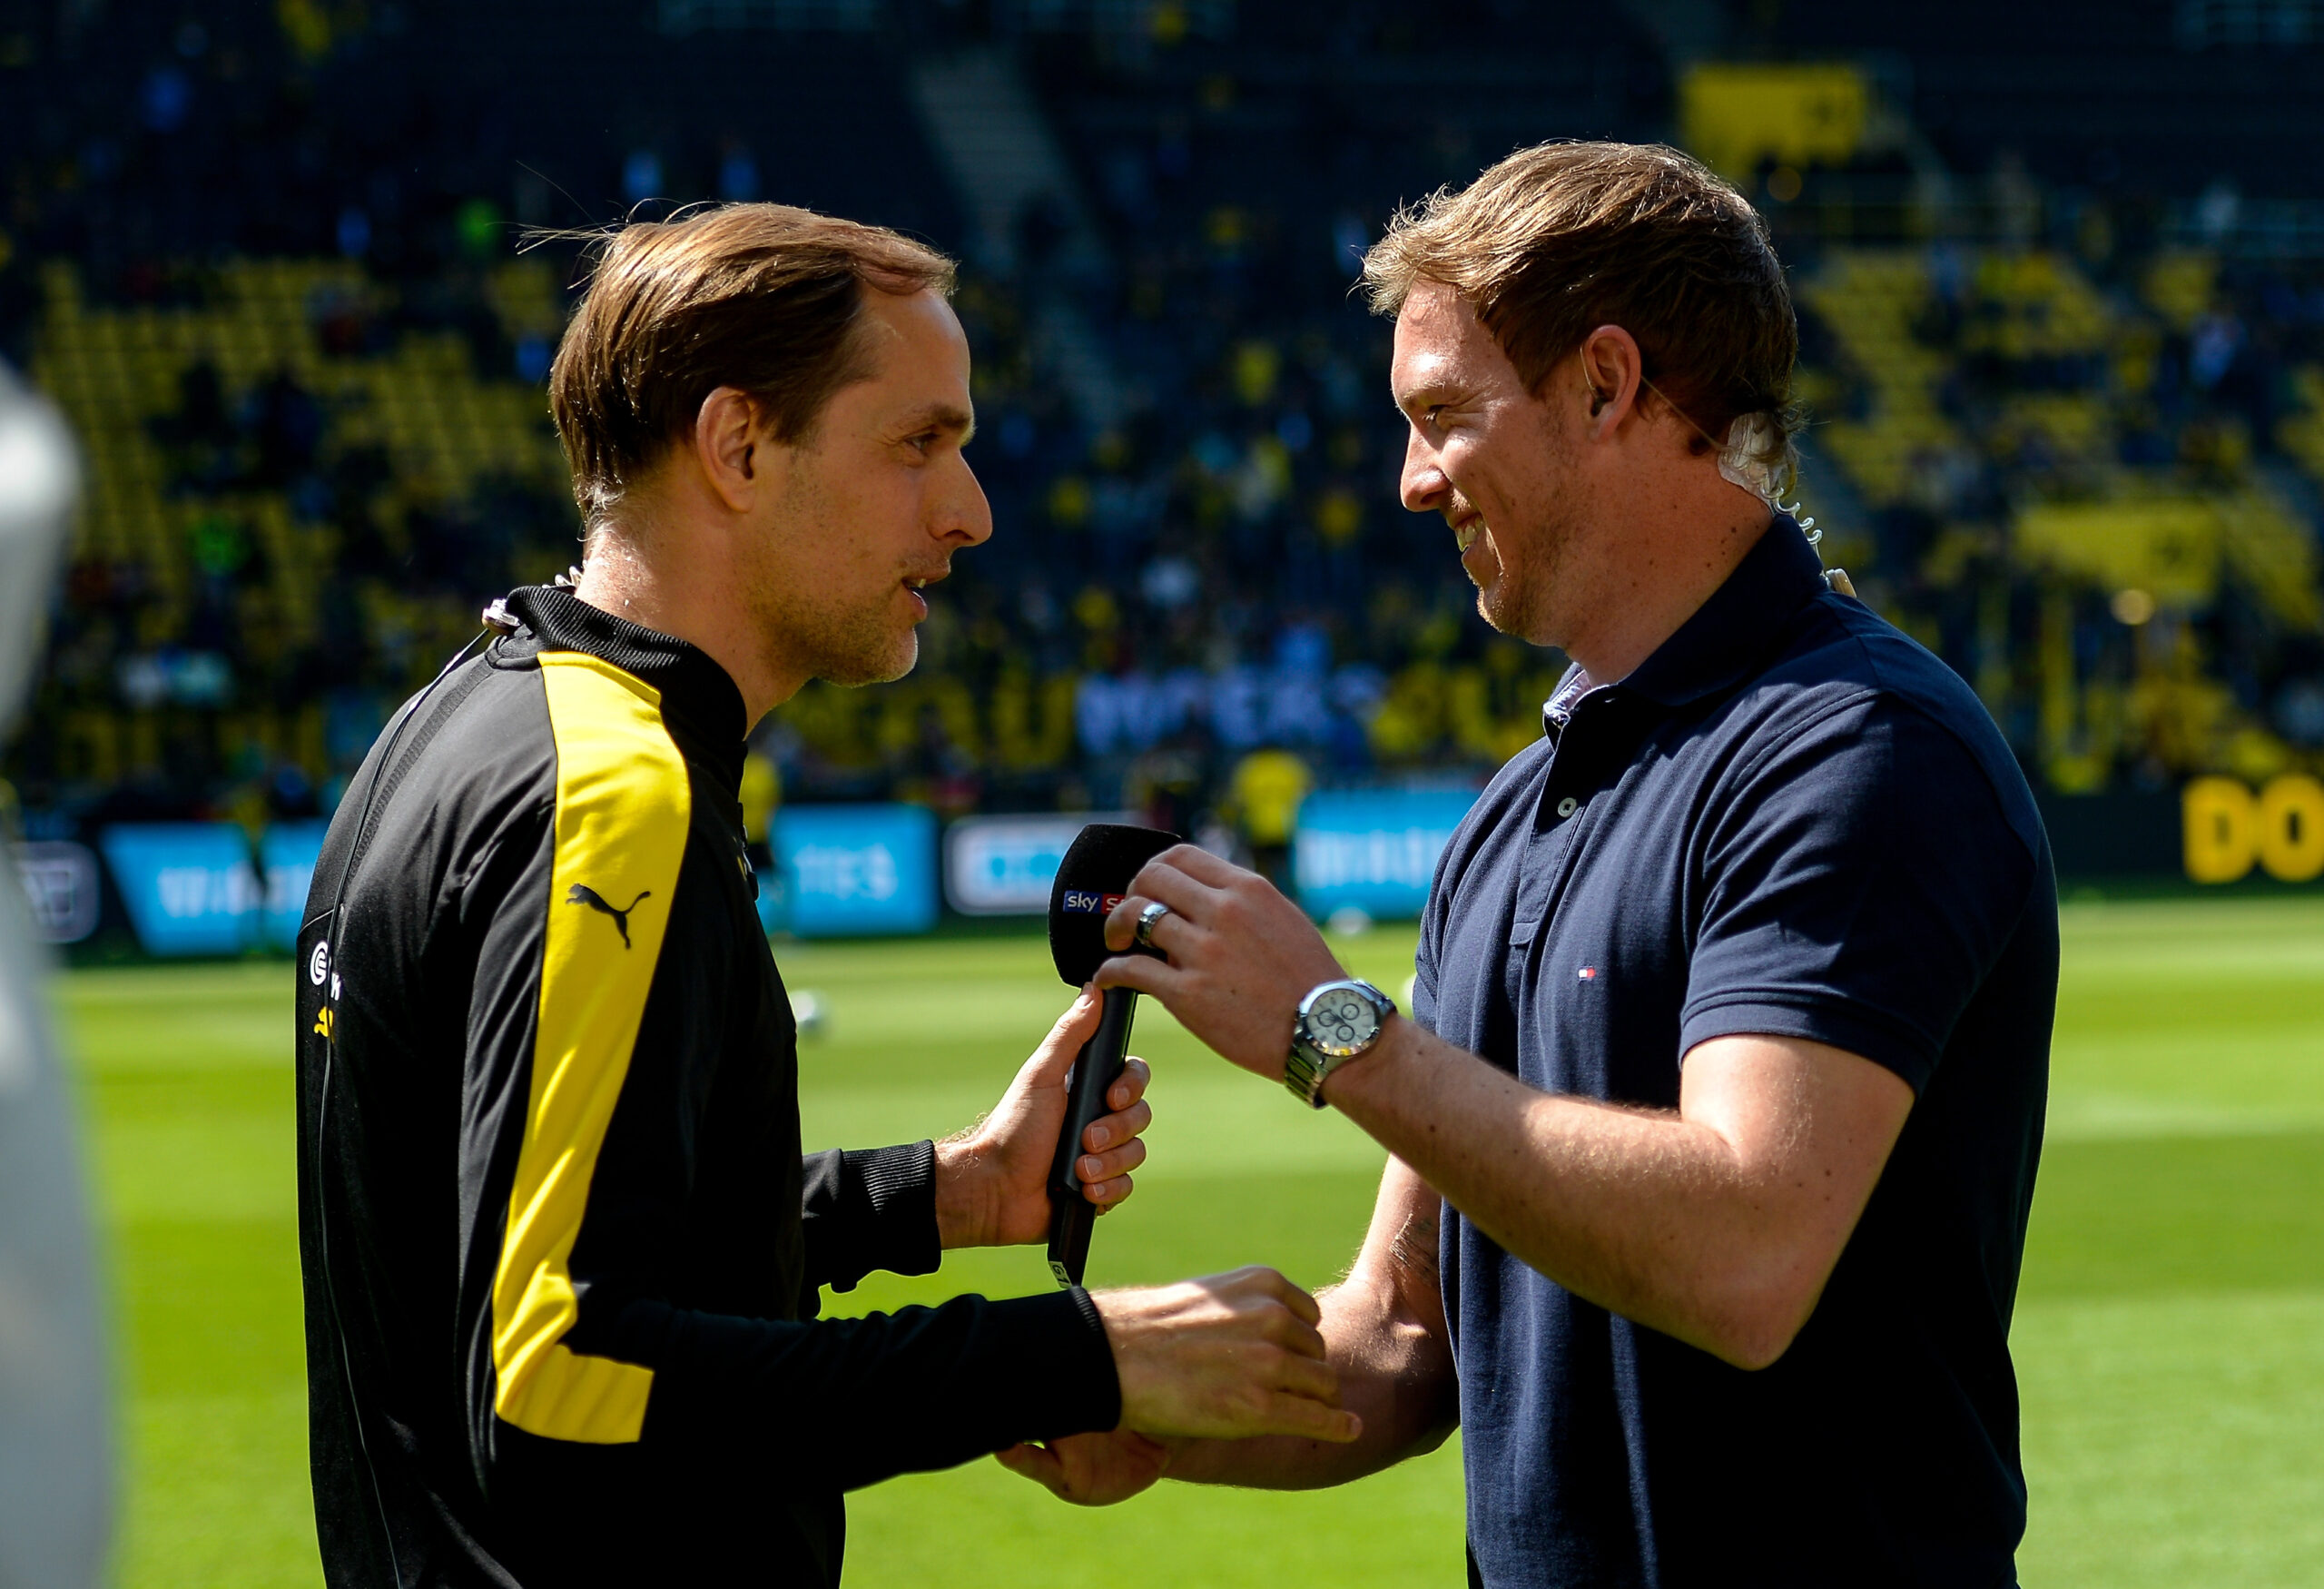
[1555,796,1579,819]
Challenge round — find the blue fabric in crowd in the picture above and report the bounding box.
[1416,516,2057,1588]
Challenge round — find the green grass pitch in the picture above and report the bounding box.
[57,896,2324,1585]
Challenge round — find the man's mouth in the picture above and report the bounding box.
[901,570,945,617]
[1453,516,1484,554]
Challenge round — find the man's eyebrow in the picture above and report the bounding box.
[900,402,975,441]
[1393,378,1457,416]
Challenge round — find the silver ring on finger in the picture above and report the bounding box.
[1134,900,1173,951]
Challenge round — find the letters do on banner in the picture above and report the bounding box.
[2183,775,2324,883]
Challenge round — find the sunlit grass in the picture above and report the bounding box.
[56,896,2324,1585]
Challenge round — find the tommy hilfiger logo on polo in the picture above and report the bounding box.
[566,884,652,948]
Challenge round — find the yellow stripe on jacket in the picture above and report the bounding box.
[491,651,689,1444]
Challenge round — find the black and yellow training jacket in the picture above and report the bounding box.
[295,585,1118,1587]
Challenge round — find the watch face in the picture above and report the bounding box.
[1304,984,1382,1058]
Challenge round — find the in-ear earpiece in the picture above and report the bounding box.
[1587,386,1610,417]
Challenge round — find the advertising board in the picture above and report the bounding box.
[769,804,939,937]
[1292,788,1479,922]
[13,842,102,943]
[2184,775,2324,883]
[97,823,261,956]
[260,821,330,952]
[943,812,1136,915]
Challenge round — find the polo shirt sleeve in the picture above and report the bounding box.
[1412,871,1445,1033]
[1678,694,2035,1093]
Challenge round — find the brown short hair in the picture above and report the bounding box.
[1364,142,1798,480]
[547,202,955,530]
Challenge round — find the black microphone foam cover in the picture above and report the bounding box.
[1048,824,1181,987]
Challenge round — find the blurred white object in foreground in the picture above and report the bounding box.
[0,360,110,1589]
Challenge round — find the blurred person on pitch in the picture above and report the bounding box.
[295,204,1355,1589]
[1002,144,2058,1589]
[1224,745,1312,890]
[0,366,110,1589]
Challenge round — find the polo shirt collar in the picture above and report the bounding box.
[1605,513,1828,706]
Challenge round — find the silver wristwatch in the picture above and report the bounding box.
[1284,979,1397,1109]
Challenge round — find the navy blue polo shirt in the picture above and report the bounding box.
[1415,518,2056,1589]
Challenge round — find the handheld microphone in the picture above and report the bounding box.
[1044,823,1179,1288]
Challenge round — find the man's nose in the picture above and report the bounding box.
[940,457,995,547]
[1401,431,1448,514]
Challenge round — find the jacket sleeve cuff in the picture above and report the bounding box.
[849,1140,941,1279]
[800,1140,940,1294]
[974,1287,1122,1443]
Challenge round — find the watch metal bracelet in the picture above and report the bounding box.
[1284,1038,1333,1109]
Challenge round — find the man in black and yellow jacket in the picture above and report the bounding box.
[295,205,1358,1588]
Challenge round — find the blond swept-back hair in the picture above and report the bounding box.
[547,202,955,537]
[1364,142,1800,480]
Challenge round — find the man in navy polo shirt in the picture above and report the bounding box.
[998,142,2055,1588]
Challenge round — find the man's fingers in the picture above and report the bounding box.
[1028,988,1103,1081]
[1263,1345,1341,1403]
[1084,1098,1152,1153]
[1132,856,1233,918]
[1264,1308,1330,1362]
[1092,952,1177,999]
[1078,1135,1147,1189]
[1245,1268,1324,1327]
[1084,1171,1133,1209]
[1103,857,1232,951]
[994,1442,1066,1495]
[1054,986,1101,1036]
[1106,1057,1151,1112]
[1103,891,1201,956]
[1258,1395,1364,1445]
[1147,843,1247,890]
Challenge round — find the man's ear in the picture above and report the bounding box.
[693,386,770,514]
[1575,326,1643,436]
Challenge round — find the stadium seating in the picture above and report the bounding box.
[5,0,2323,854]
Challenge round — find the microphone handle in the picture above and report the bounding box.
[1047,985,1140,1288]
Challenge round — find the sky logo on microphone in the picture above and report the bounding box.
[1061,890,1126,914]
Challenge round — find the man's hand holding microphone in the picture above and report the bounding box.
[931,986,1356,1454]
[978,825,1356,1487]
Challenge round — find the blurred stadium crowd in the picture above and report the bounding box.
[6,0,2324,860]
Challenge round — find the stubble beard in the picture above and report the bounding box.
[757,453,923,689]
[828,623,919,687]
[1472,508,1572,648]
[771,577,919,688]
[1464,413,1582,649]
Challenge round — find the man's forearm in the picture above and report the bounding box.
[1320,1021,1907,1369]
[1082,845,1911,1375]
[1165,1293,1454,1488]
[1166,1164,1458,1489]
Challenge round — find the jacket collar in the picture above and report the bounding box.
[495,585,748,782]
